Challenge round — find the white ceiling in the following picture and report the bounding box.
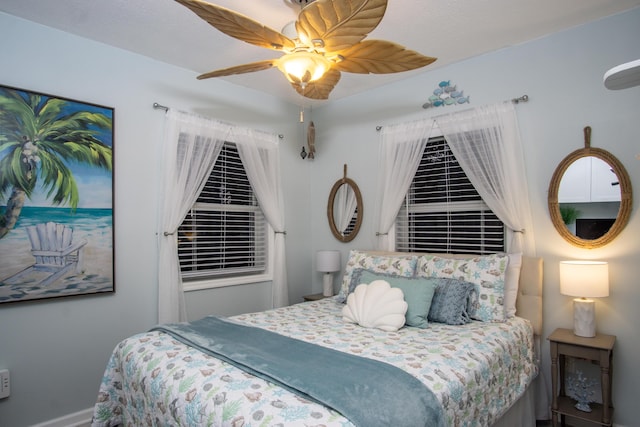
[2,0,639,105]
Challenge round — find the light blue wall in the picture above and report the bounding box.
[309,7,640,427]
[0,12,311,425]
[0,6,639,426]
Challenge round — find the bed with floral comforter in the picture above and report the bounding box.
[92,296,537,427]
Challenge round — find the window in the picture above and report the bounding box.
[343,207,359,235]
[177,142,269,285]
[396,136,504,254]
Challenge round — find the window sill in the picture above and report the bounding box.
[183,272,272,292]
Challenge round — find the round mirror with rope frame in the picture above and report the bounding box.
[548,126,632,249]
[327,164,363,243]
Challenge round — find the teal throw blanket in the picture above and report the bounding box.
[152,316,445,427]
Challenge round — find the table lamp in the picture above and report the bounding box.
[316,250,341,297]
[559,260,609,338]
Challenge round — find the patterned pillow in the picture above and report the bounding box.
[426,278,477,325]
[350,269,438,328]
[337,250,418,303]
[416,253,509,322]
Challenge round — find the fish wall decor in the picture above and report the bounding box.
[422,80,470,109]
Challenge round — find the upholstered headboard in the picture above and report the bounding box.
[363,252,544,335]
[516,256,543,336]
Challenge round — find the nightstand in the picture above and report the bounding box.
[303,293,330,302]
[548,328,616,427]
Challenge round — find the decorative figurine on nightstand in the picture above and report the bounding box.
[567,370,597,412]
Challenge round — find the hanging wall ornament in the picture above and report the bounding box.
[307,121,316,159]
[422,80,470,109]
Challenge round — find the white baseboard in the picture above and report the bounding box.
[30,408,93,427]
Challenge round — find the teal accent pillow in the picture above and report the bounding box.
[426,278,477,325]
[338,250,418,303]
[350,269,438,329]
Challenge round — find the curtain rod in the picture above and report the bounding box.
[152,102,284,139]
[376,94,530,131]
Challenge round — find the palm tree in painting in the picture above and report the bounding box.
[0,87,112,239]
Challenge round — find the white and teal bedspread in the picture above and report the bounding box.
[92,297,537,427]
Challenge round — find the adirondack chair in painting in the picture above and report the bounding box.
[3,222,88,286]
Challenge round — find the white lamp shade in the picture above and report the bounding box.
[316,250,341,273]
[559,260,609,298]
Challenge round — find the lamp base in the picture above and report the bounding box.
[573,298,596,337]
[322,273,334,297]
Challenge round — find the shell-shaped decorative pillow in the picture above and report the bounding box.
[342,280,408,332]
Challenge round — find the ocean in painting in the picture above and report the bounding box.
[0,206,114,303]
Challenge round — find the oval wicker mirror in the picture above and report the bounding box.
[548,126,632,248]
[327,164,363,242]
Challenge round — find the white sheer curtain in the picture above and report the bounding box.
[374,120,435,250]
[158,110,230,323]
[434,102,536,255]
[335,184,358,235]
[234,128,289,308]
[436,103,548,420]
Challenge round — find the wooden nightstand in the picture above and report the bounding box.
[548,328,616,427]
[303,293,330,302]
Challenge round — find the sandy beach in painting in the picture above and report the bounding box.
[0,237,113,303]
[0,205,114,303]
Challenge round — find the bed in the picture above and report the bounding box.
[91,251,543,427]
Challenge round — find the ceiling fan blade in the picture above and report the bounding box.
[175,0,295,51]
[296,0,387,53]
[197,60,277,80]
[334,40,437,74]
[292,68,342,99]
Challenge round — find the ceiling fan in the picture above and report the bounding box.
[175,0,437,99]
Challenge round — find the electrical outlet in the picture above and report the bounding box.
[0,369,10,399]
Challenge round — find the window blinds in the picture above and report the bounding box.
[178,142,267,280]
[396,136,504,254]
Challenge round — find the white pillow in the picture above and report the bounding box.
[504,253,522,318]
[342,280,408,332]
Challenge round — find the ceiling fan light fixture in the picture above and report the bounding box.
[177,0,436,100]
[276,51,331,84]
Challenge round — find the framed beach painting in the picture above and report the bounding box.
[0,85,114,304]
